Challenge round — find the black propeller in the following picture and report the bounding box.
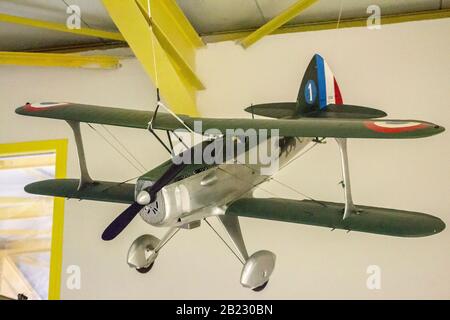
[101,162,186,241]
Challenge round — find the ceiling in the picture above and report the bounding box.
[0,0,449,51]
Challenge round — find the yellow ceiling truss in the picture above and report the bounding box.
[240,0,319,48]
[0,51,120,69]
[0,13,125,41]
[207,8,450,43]
[102,0,205,116]
[0,12,123,69]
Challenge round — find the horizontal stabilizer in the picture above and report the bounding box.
[304,104,387,119]
[25,179,135,204]
[244,103,387,119]
[226,198,445,237]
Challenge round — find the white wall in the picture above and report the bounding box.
[0,18,449,299]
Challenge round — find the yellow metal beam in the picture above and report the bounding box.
[135,0,204,89]
[240,0,319,48]
[0,52,120,69]
[102,0,201,115]
[157,0,204,48]
[206,9,450,43]
[0,13,125,41]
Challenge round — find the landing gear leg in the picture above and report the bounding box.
[214,216,275,291]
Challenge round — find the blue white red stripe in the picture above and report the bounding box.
[315,54,343,109]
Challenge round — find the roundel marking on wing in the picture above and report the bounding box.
[24,102,68,111]
[364,121,428,133]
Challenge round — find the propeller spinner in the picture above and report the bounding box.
[101,162,186,241]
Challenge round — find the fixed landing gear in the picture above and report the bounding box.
[127,234,160,274]
[127,228,178,274]
[215,216,276,292]
[241,250,275,291]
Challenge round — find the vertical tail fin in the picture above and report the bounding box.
[297,54,343,114]
[244,54,386,119]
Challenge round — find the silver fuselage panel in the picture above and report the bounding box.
[138,136,312,227]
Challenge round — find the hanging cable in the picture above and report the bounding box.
[204,218,245,265]
[336,0,344,30]
[147,0,159,88]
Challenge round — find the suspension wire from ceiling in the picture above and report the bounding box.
[336,0,344,29]
[254,0,268,24]
[147,0,160,89]
[204,218,245,265]
[101,125,148,172]
[60,0,107,44]
[87,123,145,174]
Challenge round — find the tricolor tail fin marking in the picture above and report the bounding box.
[297,54,343,114]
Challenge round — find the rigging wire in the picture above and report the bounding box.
[216,139,324,203]
[87,124,145,174]
[101,125,148,172]
[204,218,245,265]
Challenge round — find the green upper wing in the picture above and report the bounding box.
[16,102,444,139]
[226,198,445,237]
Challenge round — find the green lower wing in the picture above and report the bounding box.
[226,198,445,237]
[25,179,135,204]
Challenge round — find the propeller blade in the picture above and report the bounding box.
[144,162,186,198]
[101,202,143,241]
[102,160,187,241]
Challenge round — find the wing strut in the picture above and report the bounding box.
[66,121,94,190]
[218,215,249,261]
[335,138,358,219]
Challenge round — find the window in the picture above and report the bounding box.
[0,140,67,300]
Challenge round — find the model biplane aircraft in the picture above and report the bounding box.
[15,54,445,291]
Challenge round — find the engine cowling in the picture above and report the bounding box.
[139,191,167,225]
